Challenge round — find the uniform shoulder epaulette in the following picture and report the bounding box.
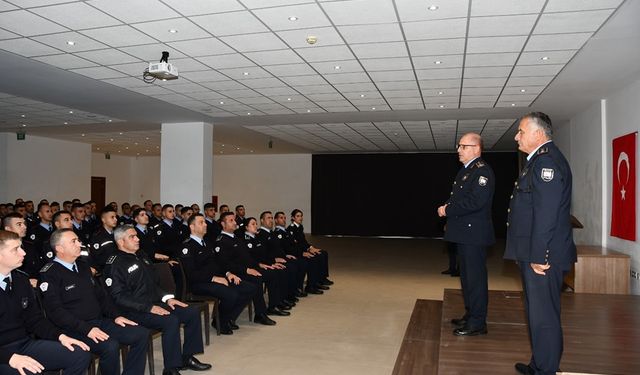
[182,238,190,244]
[537,146,549,155]
[15,269,29,277]
[215,235,223,241]
[474,160,486,168]
[244,234,251,240]
[40,262,54,273]
[106,255,117,265]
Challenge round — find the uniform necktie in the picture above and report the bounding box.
[202,240,206,247]
[2,276,11,291]
[72,264,78,273]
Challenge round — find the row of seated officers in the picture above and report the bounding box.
[0,202,332,375]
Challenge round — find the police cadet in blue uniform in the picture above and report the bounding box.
[288,209,333,292]
[39,229,149,375]
[273,212,311,297]
[0,230,91,375]
[203,203,222,244]
[102,225,211,375]
[25,203,55,273]
[3,213,40,286]
[505,112,576,375]
[89,205,119,275]
[438,132,495,336]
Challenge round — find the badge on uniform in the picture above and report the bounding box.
[247,243,253,249]
[277,234,282,239]
[215,246,220,253]
[182,248,189,255]
[478,176,488,186]
[30,234,36,240]
[541,168,554,182]
[65,284,76,291]
[157,230,162,235]
[39,282,48,292]
[22,297,29,309]
[127,264,139,273]
[94,243,100,249]
[46,251,53,259]
[462,174,469,181]
[105,278,112,287]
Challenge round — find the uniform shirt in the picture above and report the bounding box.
[89,227,117,273]
[443,157,496,246]
[102,251,173,313]
[179,236,226,286]
[0,270,64,364]
[214,232,245,276]
[505,141,577,270]
[39,259,120,336]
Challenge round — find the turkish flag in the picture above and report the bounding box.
[611,132,636,241]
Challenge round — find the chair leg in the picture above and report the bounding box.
[214,301,221,336]
[147,334,155,375]
[248,301,253,321]
[203,303,210,346]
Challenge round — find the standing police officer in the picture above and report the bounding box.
[438,132,495,336]
[505,112,576,375]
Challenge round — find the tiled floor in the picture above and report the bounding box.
[149,236,523,375]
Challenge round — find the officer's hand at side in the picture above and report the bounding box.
[155,254,169,261]
[247,268,262,277]
[437,204,448,217]
[58,334,90,351]
[167,298,188,309]
[212,276,229,286]
[530,263,551,275]
[228,273,242,285]
[9,354,44,375]
[87,327,110,343]
[150,305,170,315]
[115,316,138,327]
[285,255,296,260]
[167,260,179,266]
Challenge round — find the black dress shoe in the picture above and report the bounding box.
[211,320,233,335]
[277,303,292,310]
[287,296,300,303]
[283,299,297,307]
[514,363,535,375]
[295,290,308,298]
[441,269,453,275]
[315,284,330,290]
[182,356,212,371]
[228,320,239,330]
[254,313,277,325]
[453,325,487,336]
[267,307,291,316]
[320,278,334,286]
[162,369,181,375]
[450,271,460,277]
[450,318,467,327]
[305,288,324,295]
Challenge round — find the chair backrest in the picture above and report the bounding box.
[153,262,176,295]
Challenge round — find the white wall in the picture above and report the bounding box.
[213,154,312,228]
[557,75,640,294]
[130,156,160,204]
[0,133,91,203]
[91,153,161,205]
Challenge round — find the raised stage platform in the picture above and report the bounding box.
[393,289,640,375]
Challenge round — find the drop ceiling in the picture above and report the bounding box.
[0,0,637,156]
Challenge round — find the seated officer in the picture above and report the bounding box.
[0,230,91,375]
[39,229,149,375]
[288,209,333,289]
[156,205,182,259]
[179,214,256,335]
[133,208,173,264]
[50,202,60,214]
[3,213,39,286]
[117,203,134,227]
[89,206,118,275]
[179,207,193,242]
[71,203,91,245]
[25,203,55,270]
[148,204,163,228]
[103,225,211,375]
[203,203,221,244]
[40,210,77,266]
[234,205,247,235]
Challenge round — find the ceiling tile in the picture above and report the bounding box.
[460,95,498,103]
[277,27,344,48]
[403,18,467,40]
[416,68,462,80]
[419,78,461,88]
[0,1,17,11]
[253,3,330,31]
[506,76,554,86]
[166,82,210,94]
[180,70,228,82]
[80,25,157,48]
[161,0,243,16]
[236,96,274,105]
[75,48,141,65]
[467,36,528,53]
[102,76,148,88]
[31,2,121,30]
[295,85,337,94]
[544,0,623,12]
[524,32,592,51]
[0,28,18,40]
[352,41,408,59]
[0,38,60,57]
[381,90,420,98]
[498,94,538,102]
[361,57,412,71]
[469,14,537,37]
[281,74,326,86]
[464,66,512,78]
[333,82,377,92]
[187,91,226,100]
[462,87,502,96]
[132,18,210,42]
[244,49,304,65]
[408,38,465,56]
[296,45,354,62]
[218,66,271,80]
[33,53,98,69]
[197,53,255,69]
[118,43,186,61]
[502,86,545,95]
[167,57,209,72]
[535,9,614,34]
[264,63,316,76]
[191,11,267,36]
[71,66,127,79]
[519,50,578,65]
[412,55,464,69]
[465,52,518,66]
[422,88,460,96]
[0,10,67,36]
[242,0,314,9]
[369,70,415,82]
[324,72,371,84]
[108,61,147,75]
[34,32,108,53]
[471,0,545,16]
[463,77,507,87]
[254,87,298,96]
[338,23,404,44]
[167,38,234,57]
[220,32,287,52]
[512,64,563,77]
[88,0,181,23]
[395,0,469,22]
[311,60,363,74]
[241,77,284,89]
[322,0,398,25]
[376,81,418,90]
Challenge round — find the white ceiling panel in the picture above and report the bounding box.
[395,0,469,22]
[512,64,563,77]
[277,27,344,49]
[0,1,17,11]
[311,60,363,74]
[241,77,284,89]
[464,66,512,78]
[253,3,331,31]
[322,0,398,25]
[167,57,210,72]
[180,70,229,82]
[189,91,226,100]
[33,53,98,69]
[71,66,127,79]
[88,0,181,23]
[191,11,267,36]
[34,32,108,53]
[108,62,148,76]
[544,0,623,12]
[132,18,210,42]
[506,76,554,86]
[264,63,317,76]
[102,76,148,88]
[466,36,528,53]
[161,0,244,16]
[218,66,271,80]
[534,9,614,34]
[381,90,420,98]
[376,81,418,90]
[0,38,60,57]
[31,2,121,30]
[255,87,298,96]
[462,87,502,96]
[0,29,18,40]
[502,86,544,95]
[461,95,498,103]
[338,23,404,44]
[325,72,370,84]
[463,77,507,87]
[419,79,461,89]
[306,93,344,101]
[197,53,255,69]
[244,49,304,65]
[519,50,578,65]
[118,43,186,61]
[167,38,234,57]
[296,45,354,62]
[352,42,408,59]
[75,49,141,65]
[465,52,519,67]
[471,0,545,16]
[281,74,326,86]
[524,32,592,51]
[413,55,464,69]
[416,68,462,80]
[408,39,465,56]
[468,14,537,37]
[369,70,415,82]
[422,88,460,97]
[361,57,412,71]
[81,25,157,48]
[295,85,336,95]
[0,10,68,36]
[403,18,467,40]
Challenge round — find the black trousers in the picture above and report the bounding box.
[314,250,330,280]
[457,243,488,329]
[71,318,149,375]
[280,259,299,299]
[241,274,268,314]
[251,268,287,308]
[520,262,565,375]
[0,337,91,375]
[124,305,203,371]
[191,280,255,326]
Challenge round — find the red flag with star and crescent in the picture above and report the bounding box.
[611,132,636,241]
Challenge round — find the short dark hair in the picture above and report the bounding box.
[52,210,71,225]
[274,211,285,219]
[132,208,145,218]
[50,201,60,208]
[259,211,272,220]
[181,206,192,215]
[203,203,214,210]
[0,230,20,248]
[220,212,235,222]
[121,202,130,209]
[63,200,72,206]
[290,209,302,218]
[71,203,84,211]
[235,205,244,211]
[37,202,50,212]
[219,204,229,210]
[162,204,173,211]
[188,213,203,226]
[2,212,23,227]
[100,205,116,216]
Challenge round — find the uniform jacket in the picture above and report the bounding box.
[505,142,577,270]
[256,228,282,263]
[204,218,222,244]
[214,233,246,276]
[274,226,297,257]
[179,237,225,286]
[89,227,117,273]
[287,223,310,254]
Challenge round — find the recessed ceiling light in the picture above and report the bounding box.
[360,94,365,98]
[81,133,85,137]
[119,132,123,135]
[236,147,240,150]
[520,89,526,93]
[69,110,73,114]
[222,144,225,147]
[67,41,75,46]
[108,119,112,122]
[168,29,178,33]
[394,132,398,136]
[438,91,444,95]
[20,114,25,118]
[162,78,167,82]
[247,112,251,115]
[306,109,311,113]
[288,16,298,21]
[219,101,224,104]
[64,122,68,125]
[110,138,114,141]
[541,56,549,61]
[439,104,444,108]
[434,60,442,65]
[97,147,100,151]
[511,103,516,106]
[125,146,129,150]
[287,97,292,101]
[428,5,439,11]
[334,65,341,70]
[134,142,138,145]
[21,123,26,127]
[371,107,376,110]
[117,150,121,153]
[146,149,149,152]
[243,72,249,76]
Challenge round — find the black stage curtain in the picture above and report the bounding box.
[311,152,519,238]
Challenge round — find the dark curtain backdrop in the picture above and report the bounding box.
[311,152,519,238]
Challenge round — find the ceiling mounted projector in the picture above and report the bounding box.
[143,51,178,83]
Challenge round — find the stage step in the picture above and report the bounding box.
[392,299,442,375]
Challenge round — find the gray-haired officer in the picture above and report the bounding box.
[438,132,495,336]
[506,112,576,375]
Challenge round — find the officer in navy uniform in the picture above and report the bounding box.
[117,203,134,227]
[25,203,55,272]
[153,204,185,299]
[89,206,119,275]
[102,225,211,375]
[203,203,221,244]
[179,214,257,334]
[133,208,169,264]
[0,230,91,375]
[438,132,495,337]
[3,213,41,285]
[71,203,91,246]
[273,211,312,297]
[505,112,576,375]
[39,229,149,375]
[233,205,247,235]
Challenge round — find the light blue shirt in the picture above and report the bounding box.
[40,222,52,231]
[54,257,77,272]
[190,234,204,246]
[135,224,147,233]
[527,140,552,161]
[163,218,173,227]
[0,272,10,291]
[221,231,234,238]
